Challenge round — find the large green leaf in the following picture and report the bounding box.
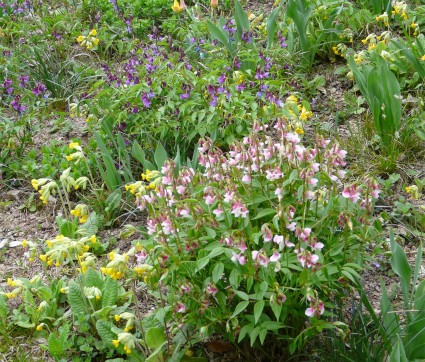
[234,0,250,41]
[102,276,118,308]
[68,280,87,318]
[267,6,282,49]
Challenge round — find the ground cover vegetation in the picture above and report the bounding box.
[1,0,425,360]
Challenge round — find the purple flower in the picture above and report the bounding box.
[218,73,226,84]
[235,82,246,91]
[141,94,151,107]
[19,75,29,88]
[210,97,217,107]
[280,37,288,48]
[32,82,46,96]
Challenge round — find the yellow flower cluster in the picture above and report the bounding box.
[77,29,99,50]
[100,252,130,280]
[40,234,97,267]
[22,239,38,261]
[111,332,136,354]
[2,276,39,299]
[66,141,85,164]
[405,185,421,199]
[376,12,389,27]
[126,170,162,195]
[70,204,89,223]
[284,95,313,134]
[31,178,57,204]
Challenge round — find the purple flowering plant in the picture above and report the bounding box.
[127,111,381,355]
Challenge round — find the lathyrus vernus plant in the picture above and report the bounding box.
[127,107,382,357]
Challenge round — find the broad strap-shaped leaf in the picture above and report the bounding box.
[267,6,282,49]
[389,229,412,310]
[234,0,250,41]
[207,20,229,48]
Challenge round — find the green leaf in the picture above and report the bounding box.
[389,336,408,362]
[267,6,281,49]
[154,142,168,169]
[390,229,412,309]
[235,0,250,40]
[145,327,166,350]
[254,300,265,325]
[68,280,87,318]
[207,20,229,48]
[84,268,104,289]
[212,263,224,284]
[252,208,277,220]
[15,321,35,329]
[231,301,249,319]
[102,277,118,308]
[48,333,64,358]
[96,320,117,347]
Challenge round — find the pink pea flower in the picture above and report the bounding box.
[136,250,147,264]
[342,184,361,203]
[242,174,251,184]
[223,191,234,203]
[176,303,186,313]
[270,251,281,262]
[230,200,249,218]
[213,205,223,217]
[231,251,246,265]
[206,285,218,296]
[286,222,296,231]
[177,185,186,194]
[305,298,325,318]
[262,226,273,242]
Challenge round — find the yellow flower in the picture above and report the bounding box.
[421,55,425,61]
[115,314,121,322]
[172,0,186,13]
[60,288,66,293]
[94,38,99,45]
[89,235,96,243]
[40,254,47,262]
[36,325,43,331]
[112,339,119,347]
[77,35,85,42]
[211,0,218,7]
[295,128,304,135]
[69,142,80,149]
[22,240,27,247]
[91,29,97,36]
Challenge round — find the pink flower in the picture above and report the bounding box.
[242,174,251,184]
[308,178,318,187]
[213,205,223,217]
[206,285,218,296]
[252,250,270,267]
[205,195,215,205]
[270,251,281,262]
[230,200,249,218]
[286,222,296,231]
[305,299,325,318]
[262,226,273,242]
[223,191,234,203]
[181,284,191,294]
[231,251,246,265]
[177,185,186,194]
[342,184,361,203]
[176,303,186,313]
[136,251,147,264]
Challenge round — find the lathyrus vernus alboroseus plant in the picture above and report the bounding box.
[126,104,382,356]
